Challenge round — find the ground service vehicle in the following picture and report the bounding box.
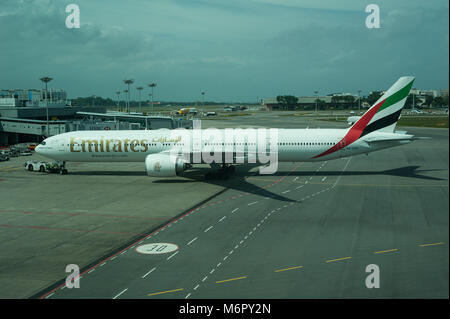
[24,161,68,174]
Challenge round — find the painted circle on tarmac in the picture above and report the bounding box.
[135,243,179,255]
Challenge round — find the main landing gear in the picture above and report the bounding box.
[205,164,235,180]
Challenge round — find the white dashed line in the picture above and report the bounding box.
[202,276,208,282]
[185,293,191,299]
[248,201,258,206]
[142,267,156,279]
[113,288,128,299]
[167,251,179,260]
[322,177,327,182]
[282,190,290,194]
[194,284,200,290]
[219,216,226,222]
[231,208,239,214]
[187,237,198,246]
[204,226,213,233]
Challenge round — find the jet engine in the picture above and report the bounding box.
[145,153,190,177]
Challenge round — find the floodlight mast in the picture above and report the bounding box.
[40,76,53,137]
[116,91,121,107]
[148,83,156,113]
[314,91,318,114]
[137,86,143,113]
[358,90,361,114]
[123,79,134,114]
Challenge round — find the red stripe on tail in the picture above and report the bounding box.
[312,98,385,159]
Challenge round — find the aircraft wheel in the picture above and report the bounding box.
[28,165,33,171]
[39,166,45,172]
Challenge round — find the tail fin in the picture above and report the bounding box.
[352,76,415,137]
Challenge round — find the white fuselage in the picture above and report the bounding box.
[35,128,408,164]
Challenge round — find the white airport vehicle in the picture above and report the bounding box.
[24,161,67,174]
[20,151,32,156]
[36,77,421,178]
[347,116,361,125]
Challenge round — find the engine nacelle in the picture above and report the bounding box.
[145,153,189,177]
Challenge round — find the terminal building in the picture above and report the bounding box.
[0,88,192,146]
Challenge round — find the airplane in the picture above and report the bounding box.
[36,76,419,177]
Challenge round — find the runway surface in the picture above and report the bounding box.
[36,117,448,299]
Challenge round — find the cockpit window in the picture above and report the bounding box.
[41,141,46,145]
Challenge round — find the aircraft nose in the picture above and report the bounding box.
[35,144,45,155]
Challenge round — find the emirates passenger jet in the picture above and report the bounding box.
[36,77,418,177]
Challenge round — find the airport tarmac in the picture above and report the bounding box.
[0,111,448,298]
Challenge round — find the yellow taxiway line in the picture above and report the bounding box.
[374,248,398,254]
[326,256,352,263]
[147,288,184,297]
[216,276,247,284]
[419,242,445,247]
[275,265,303,273]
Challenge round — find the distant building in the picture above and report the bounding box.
[410,89,439,98]
[0,88,69,108]
[440,89,449,97]
[263,93,357,111]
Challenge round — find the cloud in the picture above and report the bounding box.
[0,0,447,101]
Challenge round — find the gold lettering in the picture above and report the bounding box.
[112,139,122,152]
[130,139,139,152]
[141,139,149,152]
[81,139,99,152]
[123,138,130,152]
[106,139,113,152]
[70,137,80,152]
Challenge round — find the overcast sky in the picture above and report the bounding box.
[0,0,448,102]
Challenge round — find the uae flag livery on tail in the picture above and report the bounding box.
[313,76,415,159]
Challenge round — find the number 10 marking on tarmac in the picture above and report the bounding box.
[135,243,178,255]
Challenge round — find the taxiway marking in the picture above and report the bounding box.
[147,288,183,297]
[216,276,247,284]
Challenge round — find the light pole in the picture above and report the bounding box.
[123,79,134,114]
[148,83,157,113]
[314,91,318,114]
[137,86,143,113]
[123,89,128,113]
[201,92,205,108]
[116,91,121,108]
[40,76,53,137]
[357,90,361,114]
